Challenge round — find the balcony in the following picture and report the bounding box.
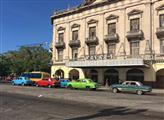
[156,27,164,39]
[126,30,144,41]
[104,33,119,43]
[55,41,65,49]
[154,54,164,63]
[69,40,81,48]
[85,36,98,45]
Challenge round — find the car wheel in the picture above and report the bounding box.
[22,83,25,86]
[92,88,96,91]
[48,85,51,88]
[67,85,73,89]
[137,90,143,95]
[113,88,118,93]
[86,86,90,91]
[12,82,15,85]
[36,84,39,87]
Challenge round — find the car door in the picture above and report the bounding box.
[121,82,130,91]
[128,82,138,92]
[43,79,49,86]
[74,80,81,88]
[81,80,88,89]
[18,77,23,84]
[61,80,67,87]
[60,80,67,87]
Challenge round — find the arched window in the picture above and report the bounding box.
[55,69,64,79]
[69,69,79,80]
[127,69,144,82]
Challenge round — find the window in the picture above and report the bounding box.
[130,82,137,86]
[58,50,63,61]
[160,39,164,54]
[107,44,116,55]
[58,33,64,42]
[130,18,140,31]
[72,48,78,60]
[72,30,78,40]
[108,23,116,34]
[89,27,96,38]
[160,14,164,27]
[89,45,96,56]
[130,42,139,56]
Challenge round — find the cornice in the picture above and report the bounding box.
[156,4,164,11]
[51,0,122,24]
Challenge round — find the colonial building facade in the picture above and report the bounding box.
[51,0,164,88]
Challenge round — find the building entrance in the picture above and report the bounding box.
[89,69,98,82]
[104,69,119,86]
[126,69,144,83]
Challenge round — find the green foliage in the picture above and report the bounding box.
[0,46,51,77]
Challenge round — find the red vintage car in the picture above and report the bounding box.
[35,78,58,88]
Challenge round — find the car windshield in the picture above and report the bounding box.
[87,79,94,83]
[21,73,31,78]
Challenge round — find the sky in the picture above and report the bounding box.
[0,0,83,53]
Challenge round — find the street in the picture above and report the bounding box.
[0,92,163,120]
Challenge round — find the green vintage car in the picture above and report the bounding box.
[67,78,97,90]
[111,81,152,95]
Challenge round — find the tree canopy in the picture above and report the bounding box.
[0,46,51,77]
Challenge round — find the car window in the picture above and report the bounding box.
[130,82,137,86]
[82,80,86,82]
[124,82,129,85]
[76,80,80,82]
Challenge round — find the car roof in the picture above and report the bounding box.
[79,78,91,80]
[124,81,140,83]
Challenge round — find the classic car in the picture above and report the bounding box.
[111,81,152,95]
[11,77,33,86]
[67,78,97,90]
[58,79,70,88]
[35,78,58,88]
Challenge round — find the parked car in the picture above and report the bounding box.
[58,79,70,88]
[35,78,58,88]
[11,77,33,86]
[111,81,152,95]
[67,78,97,90]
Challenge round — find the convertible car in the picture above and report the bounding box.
[11,77,33,86]
[67,78,97,90]
[111,81,152,95]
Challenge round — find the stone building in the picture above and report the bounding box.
[50,0,164,88]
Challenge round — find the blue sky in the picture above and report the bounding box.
[0,0,83,53]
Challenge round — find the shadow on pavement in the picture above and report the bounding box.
[65,107,147,120]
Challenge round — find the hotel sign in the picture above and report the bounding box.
[66,59,148,67]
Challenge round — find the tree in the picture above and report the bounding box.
[2,46,51,77]
[0,54,12,77]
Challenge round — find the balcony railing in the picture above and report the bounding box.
[55,41,65,49]
[154,54,164,63]
[126,30,144,40]
[69,40,81,48]
[85,36,98,45]
[156,27,164,39]
[104,33,119,43]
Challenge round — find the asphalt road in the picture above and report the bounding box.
[0,92,164,120]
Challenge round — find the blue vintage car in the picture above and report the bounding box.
[11,77,33,86]
[58,79,70,88]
